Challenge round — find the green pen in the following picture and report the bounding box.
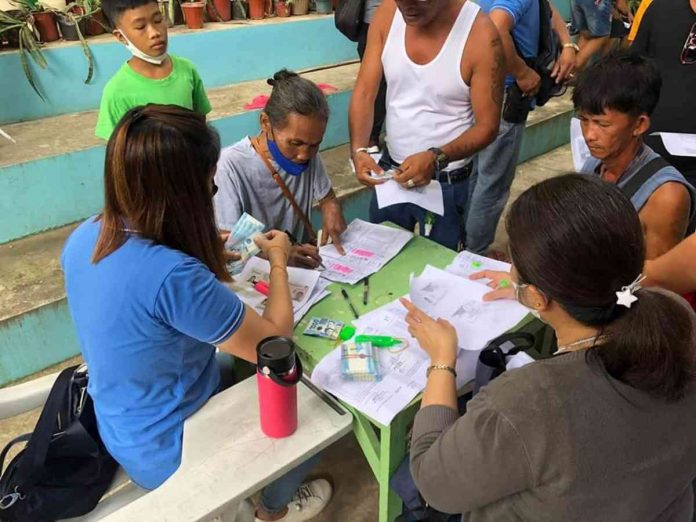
[354,335,404,348]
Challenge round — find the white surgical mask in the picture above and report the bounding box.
[117,30,168,65]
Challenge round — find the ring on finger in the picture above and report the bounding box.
[406,179,415,189]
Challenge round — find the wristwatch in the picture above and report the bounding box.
[428,147,450,172]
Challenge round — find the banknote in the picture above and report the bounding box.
[226,213,265,275]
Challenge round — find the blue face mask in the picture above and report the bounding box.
[267,133,310,177]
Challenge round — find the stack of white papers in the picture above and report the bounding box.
[411,266,528,351]
[311,267,529,425]
[230,258,330,325]
[320,219,413,285]
[445,250,511,286]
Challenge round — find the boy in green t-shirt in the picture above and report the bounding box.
[95,0,211,139]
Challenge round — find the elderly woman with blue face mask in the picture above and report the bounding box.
[213,69,347,269]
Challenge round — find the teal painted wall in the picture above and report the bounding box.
[0,302,80,386]
[551,0,571,21]
[0,16,357,124]
[0,91,351,245]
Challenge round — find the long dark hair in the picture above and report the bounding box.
[93,104,230,282]
[507,174,695,400]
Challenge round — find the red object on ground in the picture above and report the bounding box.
[243,84,338,112]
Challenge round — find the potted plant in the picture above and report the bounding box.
[83,0,108,35]
[231,0,246,18]
[56,3,88,40]
[206,0,231,21]
[290,0,306,15]
[314,0,330,13]
[274,0,290,17]
[0,8,48,98]
[4,0,61,42]
[247,0,268,19]
[180,0,205,28]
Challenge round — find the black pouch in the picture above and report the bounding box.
[502,83,532,125]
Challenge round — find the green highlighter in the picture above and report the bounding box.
[354,335,403,348]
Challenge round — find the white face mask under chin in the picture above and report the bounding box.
[118,31,167,65]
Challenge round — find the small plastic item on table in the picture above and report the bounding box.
[340,341,382,382]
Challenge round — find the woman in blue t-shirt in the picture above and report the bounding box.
[61,104,332,522]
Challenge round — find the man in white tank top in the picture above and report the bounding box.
[349,0,505,250]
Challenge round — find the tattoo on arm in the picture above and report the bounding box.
[490,36,504,108]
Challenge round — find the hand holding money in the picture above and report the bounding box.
[255,230,291,266]
[225,213,266,274]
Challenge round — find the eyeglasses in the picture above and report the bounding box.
[681,22,696,65]
[512,281,528,302]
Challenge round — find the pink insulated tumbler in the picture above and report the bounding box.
[256,336,303,438]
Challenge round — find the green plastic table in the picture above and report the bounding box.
[293,231,552,522]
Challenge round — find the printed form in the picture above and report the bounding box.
[319,219,413,285]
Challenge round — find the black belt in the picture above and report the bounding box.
[433,162,472,184]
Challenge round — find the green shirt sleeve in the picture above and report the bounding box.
[191,66,212,116]
[95,86,123,140]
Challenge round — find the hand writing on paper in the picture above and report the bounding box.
[354,151,387,187]
[289,244,322,269]
[469,270,516,301]
[400,298,457,367]
[320,197,347,255]
[393,151,435,188]
[219,231,241,263]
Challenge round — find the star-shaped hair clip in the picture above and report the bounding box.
[615,274,646,309]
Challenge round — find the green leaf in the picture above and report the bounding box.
[73,15,94,83]
[18,28,45,100]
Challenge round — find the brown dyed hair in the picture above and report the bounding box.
[507,174,696,401]
[93,104,230,282]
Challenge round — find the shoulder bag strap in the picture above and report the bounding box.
[619,156,671,202]
[250,136,317,242]
[12,365,79,489]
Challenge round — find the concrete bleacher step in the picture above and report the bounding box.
[0,142,574,387]
[0,62,360,171]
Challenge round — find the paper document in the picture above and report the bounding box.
[230,258,326,324]
[375,179,445,216]
[320,219,413,285]
[445,250,511,285]
[311,299,479,425]
[655,133,696,157]
[410,266,528,351]
[570,117,592,171]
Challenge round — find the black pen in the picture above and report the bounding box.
[341,288,360,320]
[363,277,369,306]
[284,229,326,270]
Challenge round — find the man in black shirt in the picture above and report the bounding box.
[632,0,696,186]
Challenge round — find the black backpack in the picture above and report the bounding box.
[0,365,118,522]
[474,332,536,395]
[335,0,365,42]
[523,0,564,107]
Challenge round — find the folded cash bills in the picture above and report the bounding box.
[226,213,265,275]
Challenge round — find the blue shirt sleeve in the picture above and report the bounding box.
[155,258,246,345]
[486,0,533,24]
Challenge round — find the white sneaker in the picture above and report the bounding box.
[255,479,333,522]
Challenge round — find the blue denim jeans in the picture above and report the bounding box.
[369,151,471,251]
[215,353,320,515]
[570,0,612,37]
[465,118,525,254]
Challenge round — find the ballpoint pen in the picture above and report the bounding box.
[363,277,369,306]
[341,289,360,320]
[284,229,327,270]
